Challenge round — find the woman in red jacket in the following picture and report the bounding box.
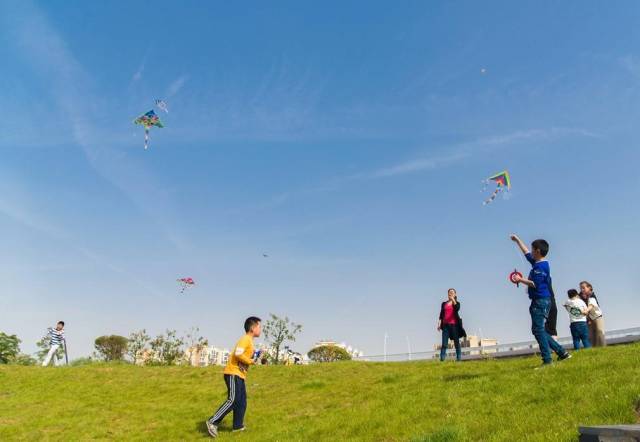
[437,288,467,361]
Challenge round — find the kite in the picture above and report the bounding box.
[482,170,511,205]
[155,99,169,113]
[177,277,195,294]
[133,110,164,150]
[509,269,523,287]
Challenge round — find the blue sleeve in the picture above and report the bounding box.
[525,252,535,266]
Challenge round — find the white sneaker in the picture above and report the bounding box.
[206,421,218,438]
[232,427,246,433]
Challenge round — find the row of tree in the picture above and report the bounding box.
[0,331,66,365]
[1,313,352,365]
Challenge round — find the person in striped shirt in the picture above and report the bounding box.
[42,321,65,367]
[206,316,262,438]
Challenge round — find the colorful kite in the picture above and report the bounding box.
[155,99,169,113]
[177,277,195,294]
[134,110,164,150]
[482,170,511,205]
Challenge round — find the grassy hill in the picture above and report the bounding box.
[1,343,639,441]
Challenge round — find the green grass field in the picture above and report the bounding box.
[1,344,639,441]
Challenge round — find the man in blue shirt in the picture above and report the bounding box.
[511,235,570,366]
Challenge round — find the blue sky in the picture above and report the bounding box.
[2,1,639,358]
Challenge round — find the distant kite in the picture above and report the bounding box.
[482,170,511,205]
[155,99,169,113]
[134,110,164,150]
[480,68,487,74]
[177,277,195,294]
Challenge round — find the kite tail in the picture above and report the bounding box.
[144,128,149,150]
[483,187,502,205]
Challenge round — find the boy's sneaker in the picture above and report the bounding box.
[558,352,572,362]
[206,421,218,438]
[232,427,246,433]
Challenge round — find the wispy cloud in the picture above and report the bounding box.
[0,172,163,297]
[358,127,598,180]
[132,62,144,82]
[619,54,640,76]
[3,1,189,253]
[235,126,599,216]
[357,152,469,179]
[166,75,188,98]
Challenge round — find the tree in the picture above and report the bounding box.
[183,326,208,365]
[128,329,150,365]
[263,314,302,365]
[36,334,64,364]
[308,345,352,362]
[94,335,128,361]
[0,332,21,364]
[149,330,184,365]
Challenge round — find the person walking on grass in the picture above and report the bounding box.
[563,289,591,350]
[42,321,65,367]
[580,281,606,347]
[510,235,571,367]
[437,288,466,361]
[206,316,263,438]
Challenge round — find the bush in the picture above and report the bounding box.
[8,353,37,366]
[70,357,95,367]
[307,345,352,362]
[94,335,128,361]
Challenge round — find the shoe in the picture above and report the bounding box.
[206,420,218,438]
[232,427,246,433]
[558,353,572,362]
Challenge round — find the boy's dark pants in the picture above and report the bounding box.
[530,298,566,364]
[570,322,591,350]
[209,374,247,430]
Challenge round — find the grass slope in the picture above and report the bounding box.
[1,344,639,441]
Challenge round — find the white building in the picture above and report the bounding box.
[433,335,498,357]
[185,345,230,367]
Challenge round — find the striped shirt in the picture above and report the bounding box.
[48,328,65,346]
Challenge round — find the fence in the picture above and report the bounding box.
[352,326,640,362]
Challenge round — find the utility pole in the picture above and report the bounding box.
[383,332,388,362]
[406,336,412,361]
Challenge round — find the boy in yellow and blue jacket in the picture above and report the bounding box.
[206,316,262,437]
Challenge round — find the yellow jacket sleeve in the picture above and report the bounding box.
[236,352,254,366]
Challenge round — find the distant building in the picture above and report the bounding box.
[184,346,230,367]
[262,346,308,365]
[312,340,364,358]
[434,335,498,358]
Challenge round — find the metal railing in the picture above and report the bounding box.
[352,326,640,362]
